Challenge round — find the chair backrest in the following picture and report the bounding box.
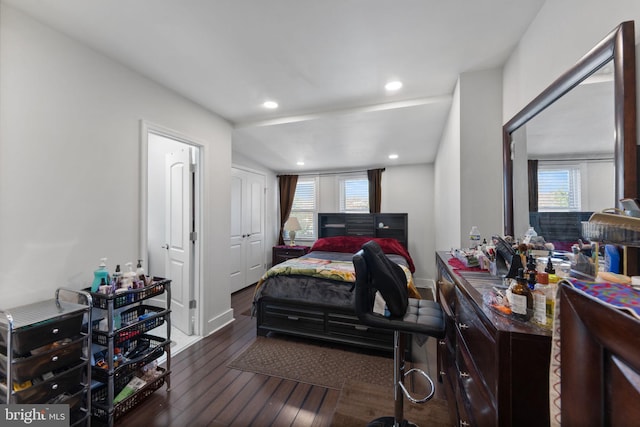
[353,240,408,319]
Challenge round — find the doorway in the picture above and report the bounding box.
[141,122,202,351]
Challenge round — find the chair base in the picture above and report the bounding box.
[366,416,418,427]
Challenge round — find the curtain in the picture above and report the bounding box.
[367,168,384,214]
[277,175,299,246]
[528,160,538,212]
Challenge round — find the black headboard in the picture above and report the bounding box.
[528,211,593,244]
[318,213,408,248]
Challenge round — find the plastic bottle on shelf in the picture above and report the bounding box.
[91,258,110,292]
[111,264,122,289]
[469,226,481,249]
[136,259,146,287]
[122,262,136,289]
[523,226,537,244]
[114,348,124,367]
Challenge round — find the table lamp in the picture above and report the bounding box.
[284,217,302,246]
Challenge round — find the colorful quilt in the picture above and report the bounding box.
[569,279,640,319]
[549,278,640,426]
[255,256,421,299]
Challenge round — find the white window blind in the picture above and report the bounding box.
[339,175,369,213]
[288,177,317,240]
[537,165,581,211]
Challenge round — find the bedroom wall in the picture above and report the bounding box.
[434,78,462,253]
[380,164,436,284]
[434,68,503,252]
[0,5,233,336]
[459,68,504,244]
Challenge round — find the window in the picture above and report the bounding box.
[339,174,369,213]
[288,177,318,240]
[537,164,581,211]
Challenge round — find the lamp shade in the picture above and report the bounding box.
[284,216,302,232]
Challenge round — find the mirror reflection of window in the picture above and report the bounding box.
[537,163,582,211]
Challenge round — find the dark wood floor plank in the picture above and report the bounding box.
[171,370,255,426]
[248,379,298,427]
[269,382,312,426]
[210,373,272,426]
[225,375,284,426]
[292,386,329,427]
[311,388,341,427]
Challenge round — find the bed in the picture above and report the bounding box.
[253,234,419,352]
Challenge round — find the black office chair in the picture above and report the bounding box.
[353,241,446,427]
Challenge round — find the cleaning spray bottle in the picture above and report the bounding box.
[91,258,110,292]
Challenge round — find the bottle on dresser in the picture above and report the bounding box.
[507,268,533,321]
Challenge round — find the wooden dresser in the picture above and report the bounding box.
[436,252,552,427]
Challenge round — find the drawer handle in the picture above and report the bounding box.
[458,323,469,330]
[460,371,470,378]
[51,383,58,390]
[51,356,59,362]
[52,328,60,334]
[438,340,446,346]
[287,316,299,321]
[354,325,368,331]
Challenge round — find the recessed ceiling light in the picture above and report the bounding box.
[388,154,399,159]
[263,100,278,109]
[385,81,403,91]
[297,161,305,166]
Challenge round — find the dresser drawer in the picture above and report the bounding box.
[455,287,497,397]
[260,302,325,333]
[456,340,496,427]
[1,311,84,356]
[11,361,85,404]
[327,312,392,346]
[1,335,85,383]
[272,246,310,266]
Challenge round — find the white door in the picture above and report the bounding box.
[230,168,265,293]
[230,173,245,292]
[166,147,193,334]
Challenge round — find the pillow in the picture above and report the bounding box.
[311,236,415,273]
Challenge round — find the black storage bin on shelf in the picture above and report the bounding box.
[92,305,167,346]
[91,367,168,422]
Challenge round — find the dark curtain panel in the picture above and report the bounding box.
[367,168,385,214]
[277,175,299,245]
[528,160,538,212]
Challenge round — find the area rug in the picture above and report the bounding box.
[332,380,450,427]
[227,336,393,390]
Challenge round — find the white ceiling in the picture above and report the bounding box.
[4,0,546,173]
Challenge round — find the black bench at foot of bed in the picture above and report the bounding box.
[256,296,398,353]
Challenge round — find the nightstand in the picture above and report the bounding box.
[272,245,310,266]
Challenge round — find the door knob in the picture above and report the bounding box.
[161,244,169,250]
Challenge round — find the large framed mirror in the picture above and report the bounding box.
[503,21,637,246]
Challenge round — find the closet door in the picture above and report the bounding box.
[230,168,265,293]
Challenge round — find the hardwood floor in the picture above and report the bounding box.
[113,286,444,427]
